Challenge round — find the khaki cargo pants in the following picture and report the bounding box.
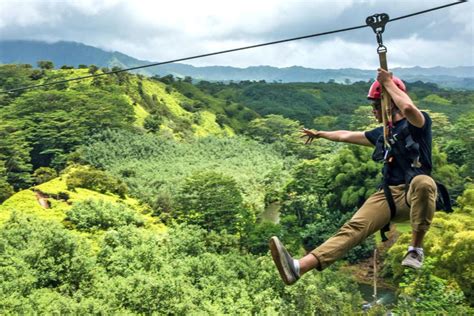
[311,175,437,270]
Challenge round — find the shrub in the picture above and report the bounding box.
[66,166,128,197]
[143,115,162,132]
[242,221,283,255]
[394,259,472,314]
[66,199,144,230]
[33,167,57,184]
[0,213,94,293]
[0,179,14,203]
[174,171,247,233]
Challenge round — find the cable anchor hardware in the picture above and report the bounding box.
[366,13,390,53]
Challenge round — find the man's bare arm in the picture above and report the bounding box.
[302,129,373,147]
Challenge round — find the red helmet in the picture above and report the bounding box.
[367,76,406,100]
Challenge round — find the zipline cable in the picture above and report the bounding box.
[1,0,468,95]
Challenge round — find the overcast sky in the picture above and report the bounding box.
[0,0,472,69]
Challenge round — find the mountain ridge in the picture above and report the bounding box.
[1,40,473,89]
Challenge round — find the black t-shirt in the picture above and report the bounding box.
[364,111,432,185]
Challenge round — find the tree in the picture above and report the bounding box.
[66,166,128,197]
[246,114,300,144]
[0,64,35,98]
[37,60,54,70]
[143,115,162,132]
[394,259,472,314]
[0,162,14,202]
[33,167,57,184]
[66,199,143,230]
[174,171,247,233]
[0,123,33,189]
[29,70,44,80]
[3,89,134,169]
[88,65,99,74]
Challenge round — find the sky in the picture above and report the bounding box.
[0,0,472,69]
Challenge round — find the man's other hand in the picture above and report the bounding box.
[300,128,321,144]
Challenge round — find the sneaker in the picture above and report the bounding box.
[269,236,299,285]
[401,250,424,269]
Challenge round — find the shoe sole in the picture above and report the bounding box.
[269,237,296,285]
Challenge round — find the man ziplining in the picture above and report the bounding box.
[269,68,438,285]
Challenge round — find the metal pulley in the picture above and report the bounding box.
[366,12,392,148]
[366,13,390,54]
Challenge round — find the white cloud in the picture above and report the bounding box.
[0,0,472,68]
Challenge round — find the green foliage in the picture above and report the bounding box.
[326,146,380,211]
[281,268,362,315]
[432,145,465,197]
[0,214,94,299]
[0,214,364,314]
[65,199,144,230]
[0,123,33,189]
[384,211,474,303]
[242,221,283,254]
[37,60,54,70]
[1,89,134,170]
[394,259,472,314]
[450,112,474,181]
[0,64,35,98]
[456,184,474,215]
[29,69,44,80]
[246,114,307,156]
[143,114,162,132]
[88,64,99,74]
[0,177,14,203]
[78,130,293,215]
[174,171,247,233]
[66,166,128,197]
[0,65,472,312]
[313,115,338,130]
[33,167,57,184]
[349,105,379,131]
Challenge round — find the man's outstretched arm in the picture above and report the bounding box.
[301,129,373,147]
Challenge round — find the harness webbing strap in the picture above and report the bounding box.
[381,160,398,242]
[378,48,396,242]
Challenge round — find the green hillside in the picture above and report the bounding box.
[0,63,473,313]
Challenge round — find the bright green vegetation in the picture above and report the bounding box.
[78,130,293,215]
[0,63,473,313]
[0,212,365,314]
[66,199,145,231]
[384,203,474,311]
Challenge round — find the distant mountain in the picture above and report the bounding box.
[1,40,473,89]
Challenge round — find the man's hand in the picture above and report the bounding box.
[300,128,321,144]
[376,68,392,85]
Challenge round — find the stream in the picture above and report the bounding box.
[358,282,397,308]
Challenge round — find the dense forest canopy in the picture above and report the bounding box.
[0,63,472,313]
